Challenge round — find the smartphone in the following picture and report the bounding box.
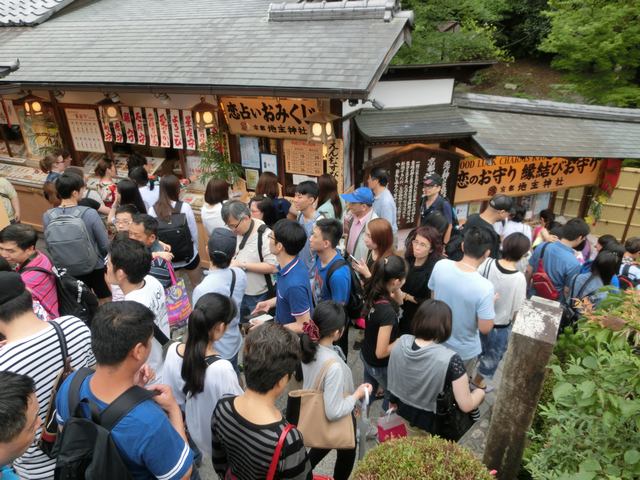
[348,254,359,263]
[248,313,274,326]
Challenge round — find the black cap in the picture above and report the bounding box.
[0,272,26,305]
[423,173,443,187]
[489,194,515,212]
[208,227,238,262]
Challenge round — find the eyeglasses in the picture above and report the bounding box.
[412,239,431,249]
[227,219,242,230]
[268,233,276,241]
[115,219,132,226]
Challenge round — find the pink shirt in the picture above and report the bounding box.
[19,252,59,318]
[347,209,373,255]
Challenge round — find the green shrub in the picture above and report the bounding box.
[353,436,494,480]
[525,290,640,479]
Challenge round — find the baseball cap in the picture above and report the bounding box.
[208,227,237,263]
[341,187,374,206]
[489,194,514,212]
[0,272,26,305]
[423,173,443,187]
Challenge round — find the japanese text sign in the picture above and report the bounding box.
[456,157,601,203]
[64,108,105,154]
[221,97,317,139]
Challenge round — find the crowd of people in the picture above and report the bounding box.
[0,154,639,480]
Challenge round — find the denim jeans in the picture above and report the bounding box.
[478,325,512,379]
[360,351,390,411]
[240,292,269,323]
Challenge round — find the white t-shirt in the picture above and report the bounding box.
[163,343,243,457]
[139,185,160,211]
[232,219,277,296]
[124,275,170,382]
[478,258,527,326]
[0,316,95,479]
[201,202,226,236]
[501,220,532,243]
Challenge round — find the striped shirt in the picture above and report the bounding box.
[211,396,311,480]
[19,252,59,318]
[0,315,95,479]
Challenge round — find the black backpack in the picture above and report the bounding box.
[23,266,98,325]
[156,201,194,263]
[618,264,639,291]
[54,368,156,480]
[326,259,364,320]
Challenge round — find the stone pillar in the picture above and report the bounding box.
[483,296,562,479]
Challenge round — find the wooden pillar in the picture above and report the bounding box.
[483,296,562,479]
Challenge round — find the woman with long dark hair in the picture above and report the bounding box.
[352,217,394,280]
[300,301,371,480]
[201,178,229,237]
[150,175,201,285]
[317,173,344,222]
[106,178,147,225]
[163,293,243,457]
[255,171,291,221]
[398,226,445,335]
[360,254,407,411]
[569,249,623,308]
[249,194,278,228]
[129,165,158,211]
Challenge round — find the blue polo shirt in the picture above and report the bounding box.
[529,241,581,301]
[275,257,313,325]
[313,252,351,304]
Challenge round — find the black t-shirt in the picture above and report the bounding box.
[463,213,501,259]
[362,300,398,367]
[389,344,466,432]
[398,255,443,335]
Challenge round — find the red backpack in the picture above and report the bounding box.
[531,243,560,301]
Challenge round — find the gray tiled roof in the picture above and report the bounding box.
[0,0,76,26]
[456,94,640,159]
[0,0,411,96]
[355,104,475,143]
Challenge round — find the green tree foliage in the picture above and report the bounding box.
[540,0,640,106]
[393,0,511,65]
[497,0,551,59]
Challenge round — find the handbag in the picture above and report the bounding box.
[286,359,356,450]
[433,384,474,441]
[531,243,560,300]
[165,262,192,328]
[376,409,408,443]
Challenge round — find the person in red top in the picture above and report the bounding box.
[0,224,59,318]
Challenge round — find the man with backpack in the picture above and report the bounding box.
[54,301,193,480]
[526,217,591,302]
[419,173,455,244]
[0,224,59,319]
[309,218,360,358]
[222,201,278,322]
[294,181,325,279]
[43,171,111,303]
[0,272,94,480]
[619,236,640,290]
[193,228,247,371]
[106,236,170,384]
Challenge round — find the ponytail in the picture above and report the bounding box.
[363,254,407,311]
[300,301,346,364]
[181,293,236,396]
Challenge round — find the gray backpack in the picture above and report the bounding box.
[45,206,101,277]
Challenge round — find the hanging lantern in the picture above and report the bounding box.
[20,91,47,117]
[303,111,339,145]
[191,96,217,129]
[97,94,123,123]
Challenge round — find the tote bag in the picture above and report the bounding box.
[287,359,356,450]
[165,263,192,328]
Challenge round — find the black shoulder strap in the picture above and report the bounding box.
[99,386,156,431]
[68,368,95,415]
[153,324,171,346]
[230,268,236,297]
[256,223,274,293]
[172,201,183,215]
[21,265,55,276]
[622,263,631,277]
[576,273,598,299]
[325,259,348,295]
[238,220,255,251]
[50,321,69,366]
[205,355,221,366]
